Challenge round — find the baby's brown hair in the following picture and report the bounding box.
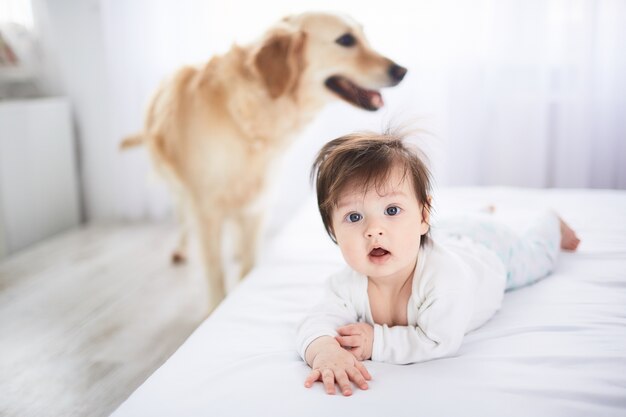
[311,129,433,244]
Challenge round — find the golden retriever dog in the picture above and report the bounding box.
[121,11,407,310]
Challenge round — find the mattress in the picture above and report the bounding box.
[110,187,626,417]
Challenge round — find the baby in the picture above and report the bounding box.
[297,130,580,396]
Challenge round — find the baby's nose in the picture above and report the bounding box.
[365,223,384,238]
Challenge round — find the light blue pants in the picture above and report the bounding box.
[432,211,561,291]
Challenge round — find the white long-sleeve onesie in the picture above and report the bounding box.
[296,237,507,365]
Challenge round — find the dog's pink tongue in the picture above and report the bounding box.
[369,92,383,109]
[370,248,388,256]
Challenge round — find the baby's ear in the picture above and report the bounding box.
[420,196,432,234]
[327,224,338,244]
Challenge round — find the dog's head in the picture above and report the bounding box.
[253,12,407,111]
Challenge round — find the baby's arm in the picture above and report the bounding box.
[304,336,371,396]
[343,289,472,365]
[371,320,464,364]
[297,270,371,395]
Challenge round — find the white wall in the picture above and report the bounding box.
[0,98,80,255]
[31,0,116,220]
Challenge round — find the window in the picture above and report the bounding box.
[0,0,34,28]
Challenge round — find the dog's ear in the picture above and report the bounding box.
[254,30,306,99]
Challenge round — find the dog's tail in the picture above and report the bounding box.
[119,133,144,150]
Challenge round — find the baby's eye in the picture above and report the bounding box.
[385,206,401,216]
[346,212,362,223]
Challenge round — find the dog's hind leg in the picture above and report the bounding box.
[171,229,188,265]
[171,198,190,264]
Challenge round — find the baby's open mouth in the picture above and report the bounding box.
[369,247,390,257]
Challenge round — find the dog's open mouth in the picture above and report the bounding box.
[325,76,384,111]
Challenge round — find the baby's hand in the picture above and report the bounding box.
[336,323,374,361]
[304,337,371,396]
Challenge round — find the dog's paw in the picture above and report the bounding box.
[171,251,187,265]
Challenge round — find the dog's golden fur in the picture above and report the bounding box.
[121,12,406,310]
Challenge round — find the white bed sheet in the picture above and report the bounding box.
[111,187,626,417]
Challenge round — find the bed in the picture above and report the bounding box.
[110,187,626,417]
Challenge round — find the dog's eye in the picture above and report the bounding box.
[335,33,356,47]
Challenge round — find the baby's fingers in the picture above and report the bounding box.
[321,369,337,395]
[355,361,372,381]
[336,371,352,397]
[349,347,366,361]
[335,370,353,396]
[347,367,369,390]
[336,335,361,348]
[337,324,358,336]
[304,369,321,388]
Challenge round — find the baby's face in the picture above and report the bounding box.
[331,165,430,283]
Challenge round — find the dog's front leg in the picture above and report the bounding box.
[234,210,264,281]
[193,207,226,311]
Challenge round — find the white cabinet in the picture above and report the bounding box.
[0,97,80,258]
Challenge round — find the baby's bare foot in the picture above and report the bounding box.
[559,218,580,251]
[480,205,496,214]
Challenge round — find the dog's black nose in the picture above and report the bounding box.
[388,64,407,83]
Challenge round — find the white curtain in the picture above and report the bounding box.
[98,0,625,227]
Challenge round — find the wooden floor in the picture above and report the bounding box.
[0,222,209,417]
